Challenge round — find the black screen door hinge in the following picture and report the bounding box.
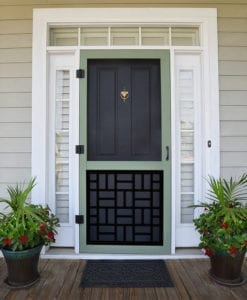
[76,69,85,78]
[75,145,84,154]
[75,215,84,224]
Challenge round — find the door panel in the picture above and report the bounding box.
[79,50,171,254]
[87,171,163,245]
[87,59,161,161]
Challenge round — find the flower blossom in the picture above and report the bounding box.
[40,223,47,233]
[204,246,213,257]
[20,235,28,244]
[3,237,12,245]
[220,221,228,229]
[47,231,54,241]
[229,246,238,255]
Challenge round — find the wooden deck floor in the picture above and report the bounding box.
[0,258,246,300]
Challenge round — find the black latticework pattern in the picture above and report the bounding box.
[87,171,163,245]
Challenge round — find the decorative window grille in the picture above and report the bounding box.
[87,171,163,245]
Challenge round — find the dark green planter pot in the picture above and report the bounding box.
[2,245,43,288]
[209,251,246,286]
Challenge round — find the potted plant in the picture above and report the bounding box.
[0,178,59,288]
[191,174,247,286]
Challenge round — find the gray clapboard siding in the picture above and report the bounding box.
[219,76,247,91]
[0,33,32,48]
[220,106,247,120]
[0,123,31,137]
[0,108,31,122]
[0,48,32,63]
[221,137,247,151]
[0,153,31,167]
[218,18,247,32]
[0,138,31,152]
[0,93,31,107]
[0,63,32,77]
[220,91,247,105]
[0,4,245,20]
[221,121,247,136]
[0,20,32,34]
[219,61,247,76]
[0,184,11,199]
[219,47,247,61]
[219,32,247,47]
[0,78,31,92]
[221,167,247,179]
[221,152,247,167]
[0,167,31,183]
[0,6,33,20]
[0,0,47,3]
[218,5,247,18]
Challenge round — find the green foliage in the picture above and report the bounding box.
[190,174,247,257]
[0,178,60,251]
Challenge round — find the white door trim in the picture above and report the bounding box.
[32,8,219,255]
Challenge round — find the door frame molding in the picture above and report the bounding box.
[32,8,219,255]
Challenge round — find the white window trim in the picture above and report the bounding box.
[32,8,219,255]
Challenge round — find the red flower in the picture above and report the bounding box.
[20,235,28,244]
[220,221,228,229]
[47,231,54,241]
[3,237,12,245]
[229,246,238,255]
[203,228,208,233]
[204,246,213,257]
[40,223,47,233]
[244,240,247,246]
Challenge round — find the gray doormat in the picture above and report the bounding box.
[80,260,174,288]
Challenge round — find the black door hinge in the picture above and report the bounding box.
[75,215,84,224]
[75,145,84,154]
[76,69,85,78]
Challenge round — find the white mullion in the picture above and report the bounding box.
[169,27,172,46]
[108,27,111,46]
[78,27,81,46]
[139,27,142,46]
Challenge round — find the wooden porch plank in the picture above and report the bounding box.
[182,259,214,296]
[39,260,80,299]
[56,260,85,299]
[167,260,201,299]
[0,258,246,300]
[165,260,190,299]
[154,287,180,300]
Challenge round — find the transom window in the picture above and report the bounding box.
[49,26,200,47]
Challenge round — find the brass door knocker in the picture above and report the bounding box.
[120,87,129,103]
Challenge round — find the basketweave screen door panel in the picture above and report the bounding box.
[80,51,171,254]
